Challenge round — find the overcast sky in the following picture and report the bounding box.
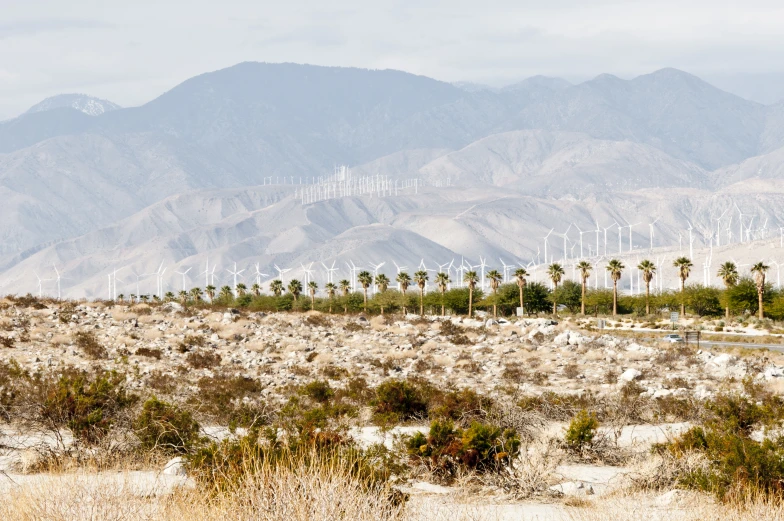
[1,0,784,119]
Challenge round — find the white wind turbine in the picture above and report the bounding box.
[175,267,192,291]
[34,272,51,298]
[226,263,245,296]
[602,223,616,257]
[499,258,513,283]
[542,229,554,265]
[714,208,729,247]
[770,259,782,289]
[687,222,695,259]
[561,224,572,261]
[477,257,488,291]
[346,260,361,291]
[253,263,270,286]
[300,262,315,285]
[53,264,63,300]
[369,262,386,294]
[648,217,660,252]
[321,261,338,284]
[274,264,291,280]
[594,221,600,259]
[574,224,587,258]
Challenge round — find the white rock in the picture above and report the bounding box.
[162,457,187,476]
[711,353,735,368]
[550,481,594,496]
[553,332,570,346]
[618,368,642,383]
[764,366,784,379]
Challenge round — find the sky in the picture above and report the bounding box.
[2,0,784,119]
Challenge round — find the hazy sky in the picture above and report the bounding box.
[1,0,784,118]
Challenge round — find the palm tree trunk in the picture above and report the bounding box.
[363,289,368,313]
[581,279,586,315]
[419,289,424,316]
[553,283,558,317]
[725,304,729,320]
[521,287,525,317]
[645,283,650,315]
[680,279,685,317]
[612,281,618,316]
[759,289,764,319]
[468,289,473,318]
[493,289,497,318]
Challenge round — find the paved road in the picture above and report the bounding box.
[699,340,784,353]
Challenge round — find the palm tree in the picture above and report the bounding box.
[205,285,216,303]
[606,259,625,316]
[547,263,565,316]
[375,274,390,293]
[220,285,233,301]
[164,291,175,302]
[375,273,391,315]
[673,257,693,317]
[514,268,528,316]
[396,272,412,315]
[140,295,150,303]
[236,283,247,298]
[357,271,373,312]
[117,294,125,303]
[308,281,318,308]
[637,260,656,315]
[251,283,261,297]
[325,282,337,313]
[717,261,739,319]
[486,269,503,318]
[270,280,284,297]
[464,270,479,318]
[576,261,592,315]
[178,290,188,305]
[189,287,202,303]
[129,294,136,303]
[288,279,303,304]
[339,279,351,314]
[413,270,429,316]
[435,272,451,316]
[751,262,770,320]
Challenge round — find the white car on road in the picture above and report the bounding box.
[663,334,684,343]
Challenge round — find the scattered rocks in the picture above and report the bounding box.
[618,369,643,383]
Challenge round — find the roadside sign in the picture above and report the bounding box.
[684,331,701,348]
[597,319,606,330]
[516,307,525,317]
[670,312,679,323]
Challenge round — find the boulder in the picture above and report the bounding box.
[162,457,187,476]
[618,368,642,383]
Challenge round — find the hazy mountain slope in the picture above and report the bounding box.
[509,69,768,170]
[0,108,95,153]
[6,182,784,298]
[26,94,121,116]
[713,145,784,186]
[416,130,708,194]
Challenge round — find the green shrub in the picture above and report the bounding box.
[41,370,135,444]
[404,419,520,480]
[661,393,784,500]
[564,409,599,453]
[134,396,200,454]
[186,350,222,369]
[372,380,427,424]
[301,380,334,403]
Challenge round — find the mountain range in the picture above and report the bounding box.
[1,62,784,297]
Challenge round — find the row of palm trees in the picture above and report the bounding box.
[117,258,770,319]
[545,257,770,319]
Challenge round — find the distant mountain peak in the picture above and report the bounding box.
[502,75,572,93]
[25,94,121,117]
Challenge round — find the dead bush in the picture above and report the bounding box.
[74,331,107,359]
[185,350,221,369]
[135,347,162,359]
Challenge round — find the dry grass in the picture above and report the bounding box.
[568,492,784,521]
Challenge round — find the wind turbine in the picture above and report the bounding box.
[300,262,315,285]
[648,217,660,252]
[562,224,572,261]
[477,257,488,291]
[33,272,51,298]
[346,260,361,292]
[687,222,694,260]
[714,207,729,247]
[499,258,513,283]
[53,265,63,300]
[602,223,616,257]
[226,263,245,296]
[321,261,338,284]
[542,229,554,265]
[770,260,782,289]
[369,262,385,294]
[175,267,192,291]
[254,263,269,286]
[274,264,291,280]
